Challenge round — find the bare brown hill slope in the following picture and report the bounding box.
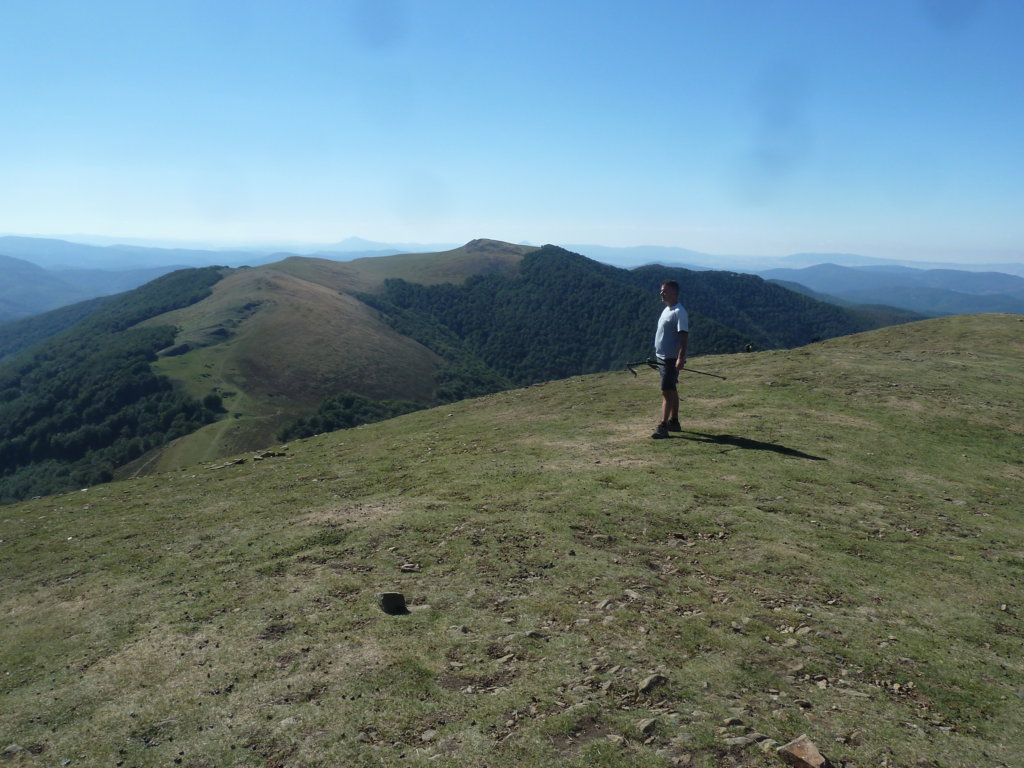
[272,238,535,293]
[133,239,533,472]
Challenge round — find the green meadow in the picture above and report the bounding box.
[2,314,1021,767]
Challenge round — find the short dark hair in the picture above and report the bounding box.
[660,280,679,292]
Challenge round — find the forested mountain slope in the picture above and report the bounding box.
[0,268,226,502]
[363,246,918,387]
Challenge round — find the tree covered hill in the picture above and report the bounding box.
[0,268,227,502]
[361,246,920,388]
[0,242,922,502]
[0,295,116,362]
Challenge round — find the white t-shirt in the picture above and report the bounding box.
[654,303,689,359]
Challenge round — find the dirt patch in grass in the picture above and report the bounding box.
[300,500,411,525]
[548,711,614,757]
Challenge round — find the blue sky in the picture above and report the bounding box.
[1,0,1021,262]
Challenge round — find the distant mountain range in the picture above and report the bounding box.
[0,252,188,323]
[760,263,1024,316]
[2,234,1022,323]
[0,239,925,502]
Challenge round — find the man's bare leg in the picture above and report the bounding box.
[661,389,679,424]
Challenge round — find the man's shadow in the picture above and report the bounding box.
[675,431,827,461]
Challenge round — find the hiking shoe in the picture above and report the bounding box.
[651,423,670,439]
[666,418,682,432]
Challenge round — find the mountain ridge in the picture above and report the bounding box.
[761,263,1024,316]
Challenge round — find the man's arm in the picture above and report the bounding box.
[676,331,689,371]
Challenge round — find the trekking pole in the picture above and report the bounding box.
[625,358,726,380]
[682,367,727,380]
[625,359,664,377]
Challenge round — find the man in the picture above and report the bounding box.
[652,279,689,439]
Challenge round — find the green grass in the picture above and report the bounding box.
[2,314,1022,767]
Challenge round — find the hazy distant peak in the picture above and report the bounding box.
[330,237,388,251]
[462,238,534,254]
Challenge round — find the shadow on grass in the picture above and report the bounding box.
[677,431,827,461]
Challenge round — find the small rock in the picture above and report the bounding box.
[721,716,744,727]
[3,745,28,757]
[636,718,657,734]
[376,592,409,615]
[759,738,780,753]
[420,729,437,742]
[399,563,420,572]
[777,734,835,768]
[638,673,668,694]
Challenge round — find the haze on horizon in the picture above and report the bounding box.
[1,0,1022,265]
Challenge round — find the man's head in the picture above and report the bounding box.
[659,280,679,306]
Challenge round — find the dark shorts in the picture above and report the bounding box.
[659,358,679,391]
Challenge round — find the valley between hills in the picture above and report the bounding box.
[1,313,1021,767]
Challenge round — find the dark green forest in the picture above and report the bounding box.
[0,268,227,503]
[278,394,421,442]
[359,246,906,391]
[0,295,113,361]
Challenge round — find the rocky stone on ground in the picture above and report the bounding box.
[777,734,835,768]
[636,718,658,734]
[638,673,668,694]
[376,591,409,615]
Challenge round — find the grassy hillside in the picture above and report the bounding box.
[269,239,535,296]
[145,267,443,470]
[2,315,1021,767]
[345,238,535,286]
[137,240,541,472]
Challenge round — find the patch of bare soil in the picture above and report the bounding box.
[300,500,410,525]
